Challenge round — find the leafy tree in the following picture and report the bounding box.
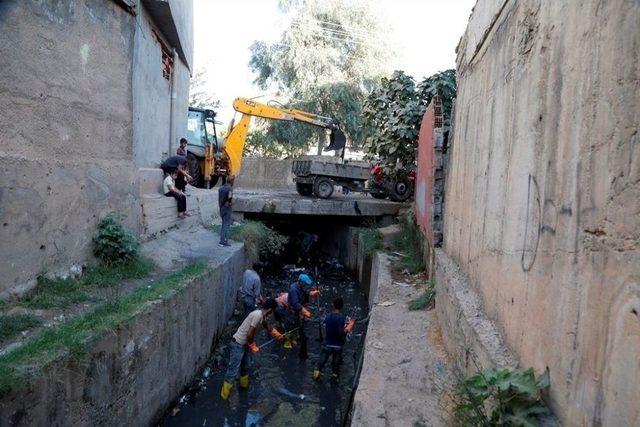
[189,67,219,109]
[362,69,456,176]
[249,0,390,155]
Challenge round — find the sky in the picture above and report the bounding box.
[193,0,476,125]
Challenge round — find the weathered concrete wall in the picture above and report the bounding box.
[443,0,640,424]
[0,0,140,296]
[0,246,248,427]
[132,1,193,166]
[235,157,294,190]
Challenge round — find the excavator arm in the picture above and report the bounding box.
[223,97,346,176]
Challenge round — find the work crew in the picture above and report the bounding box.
[312,297,354,379]
[218,175,234,247]
[220,298,284,400]
[284,273,320,353]
[239,267,263,316]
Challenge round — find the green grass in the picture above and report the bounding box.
[22,276,93,309]
[407,284,436,310]
[212,220,287,259]
[0,262,207,394]
[21,257,154,310]
[392,211,426,274]
[360,228,383,257]
[0,314,42,342]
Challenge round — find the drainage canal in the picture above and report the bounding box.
[160,218,371,426]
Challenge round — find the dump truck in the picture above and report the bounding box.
[291,157,414,201]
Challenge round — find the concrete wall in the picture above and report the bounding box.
[235,157,294,190]
[0,248,248,427]
[443,0,640,424]
[0,0,194,296]
[0,0,140,296]
[132,1,193,167]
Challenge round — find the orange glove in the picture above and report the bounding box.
[270,328,284,341]
[300,307,312,319]
[344,319,355,333]
[248,342,259,353]
[310,289,320,298]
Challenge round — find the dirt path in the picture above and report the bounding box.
[351,253,453,427]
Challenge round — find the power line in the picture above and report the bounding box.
[291,17,382,40]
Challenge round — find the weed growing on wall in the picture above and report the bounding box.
[392,208,425,273]
[407,282,435,310]
[453,367,550,426]
[360,228,383,257]
[92,214,140,265]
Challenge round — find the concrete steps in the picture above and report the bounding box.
[140,194,200,236]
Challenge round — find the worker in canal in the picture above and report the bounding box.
[312,297,355,380]
[239,267,263,316]
[284,273,319,357]
[296,232,318,265]
[220,298,284,400]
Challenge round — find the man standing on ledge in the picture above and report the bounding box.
[218,175,234,247]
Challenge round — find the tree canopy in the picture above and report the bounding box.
[189,67,219,109]
[362,69,456,176]
[248,0,390,156]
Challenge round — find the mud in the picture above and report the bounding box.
[160,257,369,427]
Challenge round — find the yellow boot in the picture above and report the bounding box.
[312,370,320,380]
[284,336,293,350]
[239,375,249,388]
[220,381,233,400]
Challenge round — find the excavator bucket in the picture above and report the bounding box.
[325,129,346,151]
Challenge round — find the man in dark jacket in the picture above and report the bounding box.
[284,273,318,357]
[218,175,234,246]
[313,297,354,379]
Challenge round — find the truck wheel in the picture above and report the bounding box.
[296,183,313,196]
[388,177,413,202]
[313,177,334,199]
[186,153,204,188]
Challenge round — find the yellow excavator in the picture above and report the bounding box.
[185,97,346,188]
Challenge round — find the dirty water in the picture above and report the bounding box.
[160,258,369,427]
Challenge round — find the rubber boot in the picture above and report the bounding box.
[312,370,320,380]
[239,375,249,388]
[284,335,293,350]
[220,381,233,400]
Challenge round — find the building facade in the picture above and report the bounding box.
[0,0,193,296]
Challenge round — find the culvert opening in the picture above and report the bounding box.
[161,216,373,427]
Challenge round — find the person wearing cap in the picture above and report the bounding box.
[220,298,284,400]
[284,273,320,355]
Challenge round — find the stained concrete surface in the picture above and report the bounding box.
[351,252,452,426]
[443,0,640,424]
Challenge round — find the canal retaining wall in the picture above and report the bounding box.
[0,243,250,427]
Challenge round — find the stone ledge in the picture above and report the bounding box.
[434,248,518,373]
